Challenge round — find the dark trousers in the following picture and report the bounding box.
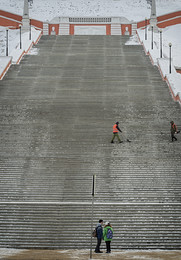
[95,238,102,252]
[111,133,121,142]
[106,241,111,253]
[171,133,177,141]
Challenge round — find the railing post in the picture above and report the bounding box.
[90,175,95,259]
[151,26,153,49]
[145,18,147,40]
[169,43,172,74]
[19,24,22,49]
[160,29,162,58]
[29,19,31,40]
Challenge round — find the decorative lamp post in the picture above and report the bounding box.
[151,26,153,49]
[19,24,22,49]
[160,29,162,58]
[145,18,147,40]
[169,43,172,74]
[29,19,31,40]
[6,28,9,56]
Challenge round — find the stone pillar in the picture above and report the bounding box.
[149,0,158,32]
[22,0,29,32]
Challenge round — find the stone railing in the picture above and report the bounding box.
[69,17,112,23]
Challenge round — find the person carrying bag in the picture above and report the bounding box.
[103,221,113,253]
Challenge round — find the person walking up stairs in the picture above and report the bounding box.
[170,121,180,142]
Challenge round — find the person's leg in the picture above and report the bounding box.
[111,133,116,143]
[172,133,177,141]
[95,238,101,253]
[106,241,109,253]
[174,135,177,141]
[109,241,111,253]
[171,133,174,141]
[95,238,99,252]
[116,133,122,143]
[107,241,110,253]
[106,241,111,253]
[97,238,102,252]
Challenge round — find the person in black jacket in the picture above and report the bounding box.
[94,219,103,253]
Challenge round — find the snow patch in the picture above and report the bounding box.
[137,24,181,102]
[137,24,181,69]
[0,0,181,22]
[27,47,39,55]
[0,248,27,259]
[125,35,140,45]
[0,56,11,79]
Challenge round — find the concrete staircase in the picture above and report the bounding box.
[0,35,181,249]
[0,203,180,249]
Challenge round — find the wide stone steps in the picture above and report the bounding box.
[0,35,181,249]
[0,203,180,249]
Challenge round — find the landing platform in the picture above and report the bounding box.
[1,249,181,260]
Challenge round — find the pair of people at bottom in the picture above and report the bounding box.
[95,219,113,254]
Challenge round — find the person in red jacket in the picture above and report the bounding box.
[111,122,123,143]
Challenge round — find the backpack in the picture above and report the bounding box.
[106,228,113,239]
[92,228,97,237]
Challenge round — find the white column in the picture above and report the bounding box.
[22,0,30,32]
[149,0,158,32]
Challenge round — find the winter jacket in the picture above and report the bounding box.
[103,226,114,242]
[171,123,177,134]
[96,223,103,239]
[113,124,122,133]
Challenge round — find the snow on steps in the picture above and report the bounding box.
[0,35,181,249]
[0,28,42,79]
[0,56,11,79]
[0,203,181,249]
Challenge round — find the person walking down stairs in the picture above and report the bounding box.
[170,121,180,142]
[111,122,123,143]
[103,222,114,253]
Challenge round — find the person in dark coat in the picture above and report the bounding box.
[170,121,179,142]
[94,219,103,253]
